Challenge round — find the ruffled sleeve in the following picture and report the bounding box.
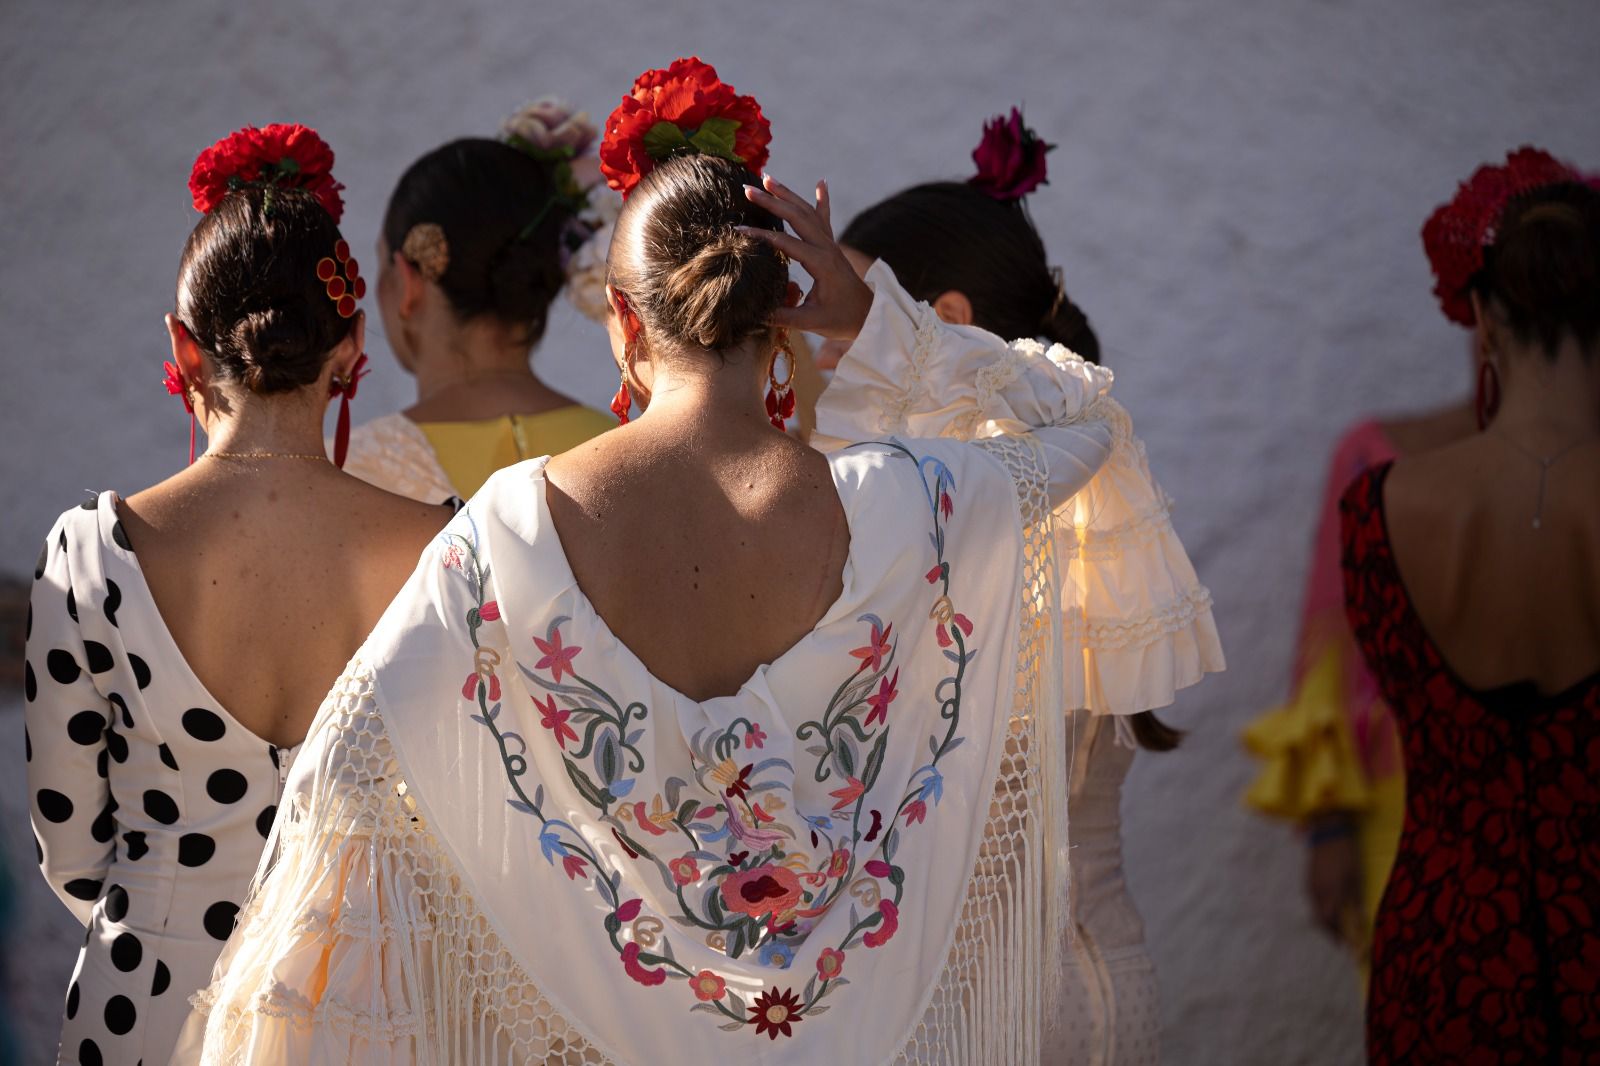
[812,262,1223,715]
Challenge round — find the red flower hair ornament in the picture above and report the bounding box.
[1421,146,1583,327]
[969,107,1054,202]
[599,57,771,197]
[188,123,346,221]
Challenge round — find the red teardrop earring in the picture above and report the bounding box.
[765,330,797,431]
[611,375,633,426]
[162,360,196,465]
[329,353,370,468]
[1475,359,1500,431]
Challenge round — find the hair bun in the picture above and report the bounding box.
[658,227,784,351]
[1483,183,1600,355]
[230,305,327,393]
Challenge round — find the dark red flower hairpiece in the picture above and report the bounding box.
[188,123,346,222]
[1420,146,1583,327]
[969,107,1054,202]
[599,57,771,198]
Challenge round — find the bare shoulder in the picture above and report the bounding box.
[337,475,453,555]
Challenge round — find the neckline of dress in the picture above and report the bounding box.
[524,451,864,708]
[101,490,301,753]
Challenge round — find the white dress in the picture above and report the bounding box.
[182,266,1221,1066]
[24,494,298,1066]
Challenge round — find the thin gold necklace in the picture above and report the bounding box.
[1495,430,1599,529]
[204,450,329,463]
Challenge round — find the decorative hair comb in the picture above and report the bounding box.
[969,107,1054,202]
[188,123,345,221]
[598,57,771,198]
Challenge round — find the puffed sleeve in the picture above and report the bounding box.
[24,511,116,924]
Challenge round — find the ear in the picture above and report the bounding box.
[329,311,367,382]
[932,290,974,327]
[606,284,642,339]
[165,314,209,386]
[1470,291,1501,362]
[393,249,426,319]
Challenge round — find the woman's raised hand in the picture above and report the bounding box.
[742,174,873,341]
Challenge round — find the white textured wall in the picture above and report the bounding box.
[3,0,1598,1061]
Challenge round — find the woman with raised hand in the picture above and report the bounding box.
[1344,153,1600,1062]
[340,100,616,502]
[183,59,1219,1066]
[818,108,1208,1065]
[23,124,450,1066]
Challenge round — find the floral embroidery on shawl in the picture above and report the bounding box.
[440,445,976,1040]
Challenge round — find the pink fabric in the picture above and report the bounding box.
[1292,419,1399,778]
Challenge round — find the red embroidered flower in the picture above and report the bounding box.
[535,694,578,749]
[725,762,755,800]
[969,107,1053,202]
[940,491,954,519]
[925,564,943,584]
[462,671,501,702]
[1421,146,1582,326]
[533,627,582,682]
[188,123,346,221]
[615,897,643,923]
[827,848,850,879]
[599,57,772,196]
[863,899,899,948]
[749,986,803,1040]
[864,669,900,727]
[828,776,865,811]
[621,941,667,986]
[691,969,726,1001]
[864,859,892,878]
[720,864,803,919]
[904,799,928,825]
[561,853,588,880]
[816,947,845,981]
[745,722,767,749]
[850,622,893,672]
[478,600,501,622]
[669,855,700,886]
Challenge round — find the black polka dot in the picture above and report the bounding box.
[36,789,73,823]
[23,661,36,702]
[256,805,277,839]
[67,709,106,745]
[178,833,216,867]
[182,708,226,742]
[64,878,102,901]
[269,745,281,769]
[107,730,129,764]
[203,901,239,941]
[151,959,170,996]
[96,748,109,778]
[103,579,121,627]
[35,540,48,580]
[158,743,178,771]
[66,586,78,622]
[112,520,132,551]
[104,994,136,1035]
[78,1038,102,1066]
[129,653,151,690]
[58,529,66,552]
[65,979,80,1019]
[25,602,31,639]
[84,641,113,674]
[111,931,143,972]
[103,883,129,923]
[46,649,81,685]
[109,692,132,729]
[34,833,42,865]
[91,803,116,844]
[24,725,31,762]
[207,768,248,804]
[122,831,147,861]
[142,789,178,824]
[79,495,99,511]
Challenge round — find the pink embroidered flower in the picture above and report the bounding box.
[940,491,953,519]
[904,799,928,825]
[864,669,899,727]
[816,946,845,981]
[828,776,865,811]
[462,671,501,702]
[953,614,973,637]
[533,627,582,681]
[925,564,943,584]
[864,860,893,878]
[691,969,726,1001]
[621,941,667,986]
[478,600,501,622]
[562,853,589,880]
[441,544,464,571]
[670,855,700,886]
[536,694,578,749]
[935,625,952,649]
[863,899,899,948]
[745,722,767,749]
[615,897,643,923]
[849,622,893,672]
[827,848,850,879]
[721,864,803,919]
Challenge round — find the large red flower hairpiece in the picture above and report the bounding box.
[970,107,1054,202]
[188,123,346,222]
[1420,146,1582,327]
[599,57,771,197]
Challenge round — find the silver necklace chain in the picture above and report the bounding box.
[1494,430,1599,530]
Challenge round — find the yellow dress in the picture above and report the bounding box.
[341,408,614,503]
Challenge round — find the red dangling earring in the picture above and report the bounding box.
[1475,360,1500,431]
[610,375,632,425]
[162,360,197,465]
[329,353,370,468]
[765,330,797,431]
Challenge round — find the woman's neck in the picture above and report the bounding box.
[199,390,329,458]
[1492,341,1600,449]
[404,316,569,422]
[636,353,771,434]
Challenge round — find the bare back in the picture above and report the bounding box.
[545,422,850,701]
[121,464,450,747]
[1384,438,1600,694]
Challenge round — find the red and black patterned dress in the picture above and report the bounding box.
[1341,463,1600,1064]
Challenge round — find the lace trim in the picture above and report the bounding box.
[879,300,941,435]
[973,346,1029,421]
[1056,496,1176,562]
[1069,585,1214,651]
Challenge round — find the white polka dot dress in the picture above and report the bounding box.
[24,493,297,1066]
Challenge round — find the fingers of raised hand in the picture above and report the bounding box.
[737,226,818,270]
[745,180,828,245]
